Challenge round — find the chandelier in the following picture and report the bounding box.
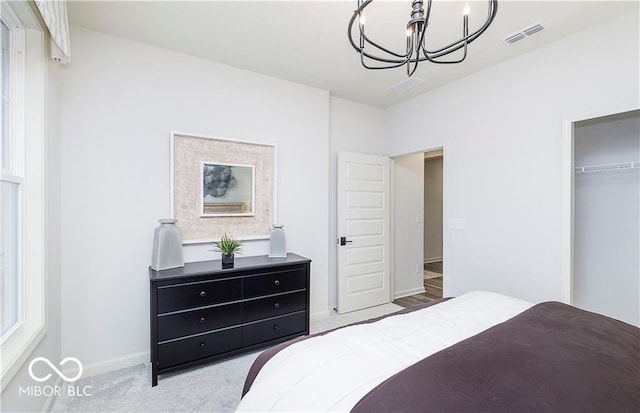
[348,0,498,77]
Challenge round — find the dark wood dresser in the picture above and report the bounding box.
[149,253,311,386]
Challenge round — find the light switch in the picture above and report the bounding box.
[416,213,422,224]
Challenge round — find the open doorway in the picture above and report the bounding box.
[423,150,444,300]
[392,148,444,308]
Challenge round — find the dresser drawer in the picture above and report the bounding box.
[157,278,241,313]
[243,291,306,323]
[157,327,241,369]
[158,302,241,342]
[242,311,306,347]
[243,268,306,298]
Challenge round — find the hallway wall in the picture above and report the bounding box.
[424,156,443,262]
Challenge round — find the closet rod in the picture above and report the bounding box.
[574,161,640,174]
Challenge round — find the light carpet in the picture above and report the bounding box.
[51,302,402,413]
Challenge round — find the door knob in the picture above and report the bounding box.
[339,237,353,246]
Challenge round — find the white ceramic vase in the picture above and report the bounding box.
[151,219,184,271]
[268,224,287,258]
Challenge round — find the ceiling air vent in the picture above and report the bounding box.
[523,23,545,36]
[503,21,547,45]
[387,77,424,93]
[504,33,526,45]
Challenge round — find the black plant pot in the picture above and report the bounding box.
[221,253,234,269]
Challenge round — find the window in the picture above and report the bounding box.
[1,0,24,343]
[0,182,20,338]
[0,0,46,390]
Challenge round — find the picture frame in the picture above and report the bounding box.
[201,162,255,217]
[171,132,276,242]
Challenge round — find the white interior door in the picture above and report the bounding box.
[337,152,391,314]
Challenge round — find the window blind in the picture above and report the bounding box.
[34,0,70,63]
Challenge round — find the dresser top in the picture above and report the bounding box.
[149,253,311,281]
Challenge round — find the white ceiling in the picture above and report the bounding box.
[68,1,638,108]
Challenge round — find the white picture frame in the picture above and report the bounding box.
[170,131,277,242]
[200,162,255,217]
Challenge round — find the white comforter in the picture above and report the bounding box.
[236,291,532,413]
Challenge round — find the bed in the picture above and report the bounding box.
[237,291,640,412]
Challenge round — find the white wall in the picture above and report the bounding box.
[58,26,331,375]
[423,156,443,261]
[574,111,639,325]
[384,11,639,303]
[328,97,386,310]
[393,153,425,298]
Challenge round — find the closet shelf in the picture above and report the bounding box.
[574,161,640,174]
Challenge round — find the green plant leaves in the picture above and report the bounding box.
[214,233,243,255]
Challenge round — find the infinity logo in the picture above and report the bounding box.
[28,357,83,383]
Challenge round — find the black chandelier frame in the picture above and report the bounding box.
[348,0,498,77]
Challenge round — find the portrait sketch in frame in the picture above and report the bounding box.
[201,162,255,216]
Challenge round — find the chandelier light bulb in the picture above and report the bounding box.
[463,3,470,16]
[359,14,366,26]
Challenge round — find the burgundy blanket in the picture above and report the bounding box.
[243,301,640,413]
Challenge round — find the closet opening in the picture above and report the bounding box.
[571,109,639,326]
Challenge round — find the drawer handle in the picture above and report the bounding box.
[200,291,206,298]
[200,342,206,349]
[274,280,280,286]
[273,324,279,331]
[274,303,280,309]
[200,317,206,324]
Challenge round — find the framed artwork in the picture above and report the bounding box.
[201,162,255,216]
[171,132,276,242]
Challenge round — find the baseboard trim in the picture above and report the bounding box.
[423,257,443,264]
[65,351,149,379]
[310,310,331,322]
[394,286,426,300]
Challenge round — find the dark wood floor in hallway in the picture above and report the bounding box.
[394,260,443,308]
[424,261,443,274]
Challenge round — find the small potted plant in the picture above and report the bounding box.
[214,233,243,269]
